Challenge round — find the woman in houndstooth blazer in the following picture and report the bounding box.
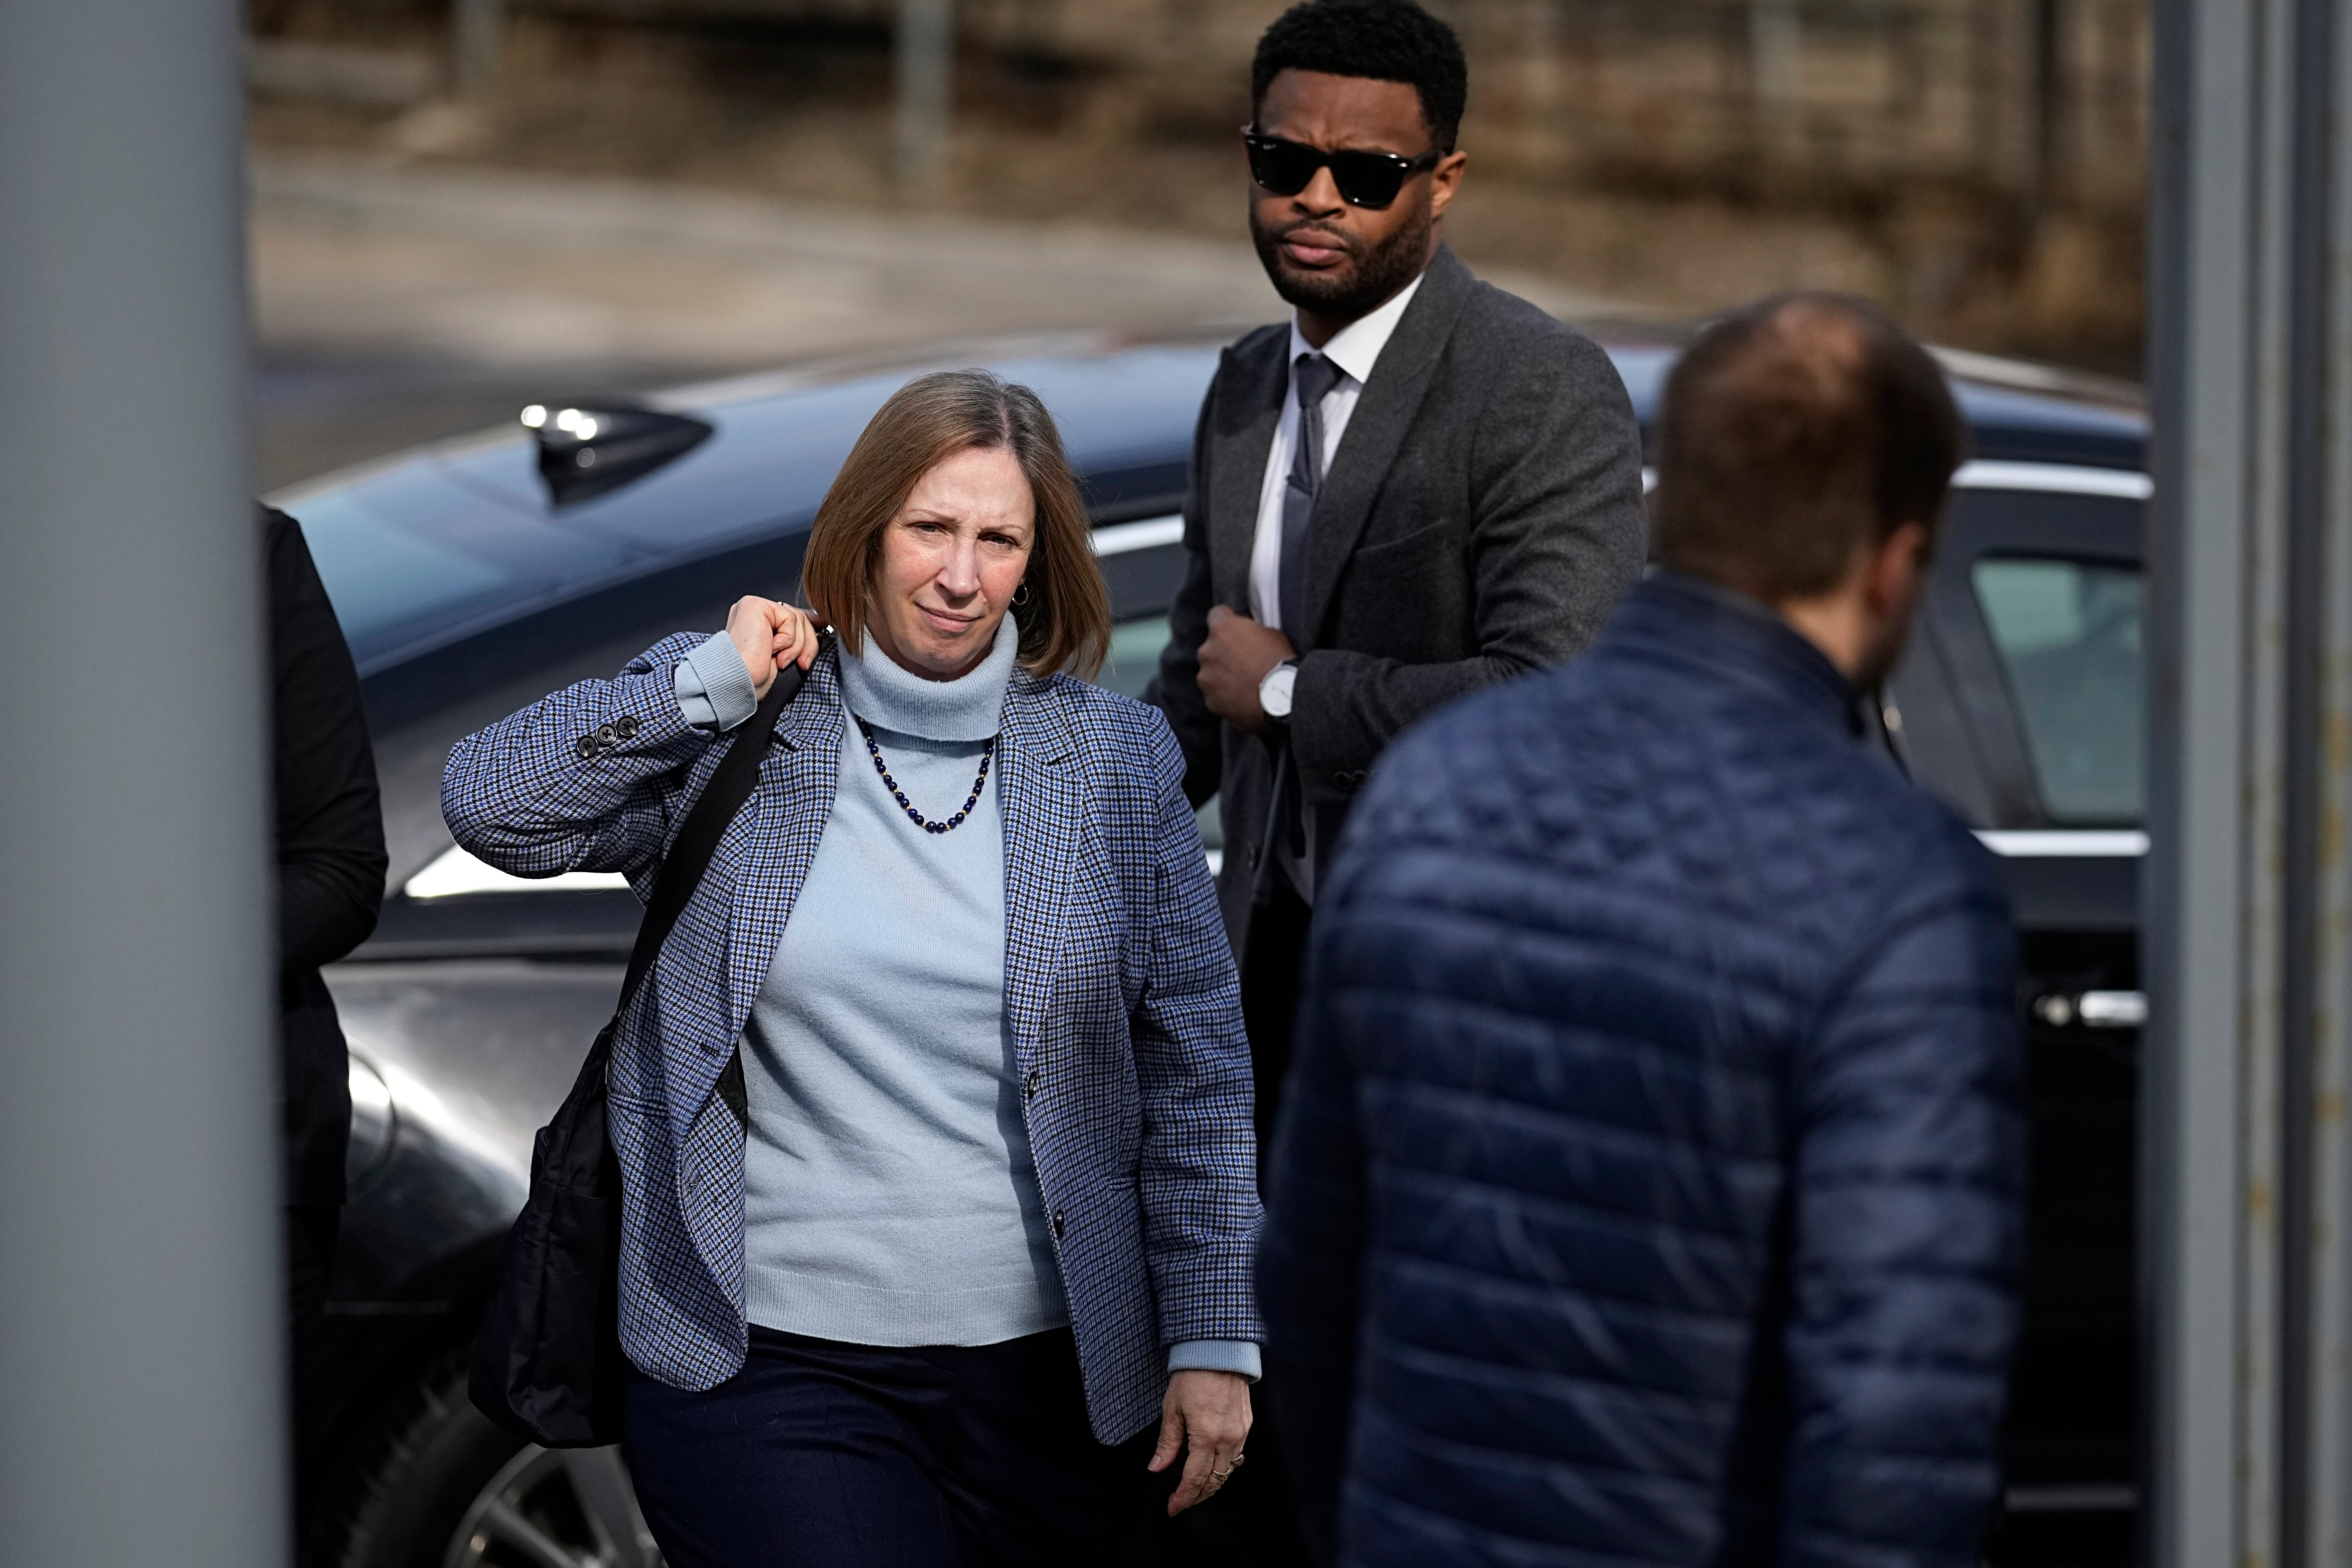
[443,371,1261,1567]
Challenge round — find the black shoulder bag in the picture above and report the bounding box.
[469,661,804,1447]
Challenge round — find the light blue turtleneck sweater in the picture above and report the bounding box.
[673,621,1258,1377]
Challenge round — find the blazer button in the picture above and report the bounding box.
[1332,770,1349,787]
[1025,1068,1041,1098]
[1053,1211,1067,1240]
[612,714,640,741]
[1247,843,1263,870]
[575,735,600,760]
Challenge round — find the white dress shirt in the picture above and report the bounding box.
[1246,270,1428,636]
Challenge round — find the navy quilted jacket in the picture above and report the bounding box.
[1260,574,2024,1567]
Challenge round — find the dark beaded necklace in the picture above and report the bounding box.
[855,716,996,835]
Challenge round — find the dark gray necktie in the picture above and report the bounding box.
[1278,352,1341,648]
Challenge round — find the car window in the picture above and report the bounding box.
[1090,612,1224,863]
[1972,557,2144,824]
[1098,615,1171,702]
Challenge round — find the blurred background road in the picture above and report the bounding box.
[251,150,1613,487]
[250,0,2148,489]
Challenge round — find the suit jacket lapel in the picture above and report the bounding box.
[1209,329,1290,609]
[996,669,1081,1065]
[1303,245,1476,643]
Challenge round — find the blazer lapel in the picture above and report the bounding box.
[1209,329,1290,609]
[1302,245,1476,643]
[724,647,844,1030]
[996,670,1082,1065]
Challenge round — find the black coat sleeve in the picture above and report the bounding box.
[264,505,387,972]
[1142,373,1226,810]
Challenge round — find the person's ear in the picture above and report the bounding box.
[1428,150,1468,221]
[1867,521,1932,616]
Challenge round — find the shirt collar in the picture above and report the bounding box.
[1286,267,1428,388]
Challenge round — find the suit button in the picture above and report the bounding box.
[612,714,640,741]
[1247,843,1262,870]
[575,735,600,760]
[1053,1211,1067,1239]
[1332,770,1348,786]
[1025,1069,1041,1098]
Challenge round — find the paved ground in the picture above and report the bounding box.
[251,152,1620,490]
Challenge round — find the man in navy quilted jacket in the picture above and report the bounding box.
[1259,293,2025,1567]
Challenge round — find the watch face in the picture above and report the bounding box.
[1260,663,1295,718]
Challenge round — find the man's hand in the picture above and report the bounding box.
[724,596,820,699]
[1199,605,1295,735]
[1148,1369,1253,1515]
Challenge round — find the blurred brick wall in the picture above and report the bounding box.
[252,0,2150,362]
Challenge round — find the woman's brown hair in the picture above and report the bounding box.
[801,369,1111,680]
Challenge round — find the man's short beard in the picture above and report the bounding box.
[1251,197,1434,323]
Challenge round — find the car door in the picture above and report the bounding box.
[1889,466,2148,1567]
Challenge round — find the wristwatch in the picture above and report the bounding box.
[1258,660,1298,723]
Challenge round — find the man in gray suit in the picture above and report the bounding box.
[1150,0,1646,1160]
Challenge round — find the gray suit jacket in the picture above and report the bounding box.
[1147,245,1647,952]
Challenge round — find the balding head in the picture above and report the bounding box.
[1652,293,1966,603]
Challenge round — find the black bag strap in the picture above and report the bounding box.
[613,658,807,1023]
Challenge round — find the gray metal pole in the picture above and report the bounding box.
[0,2,283,1567]
[2145,0,2352,1562]
[895,0,954,187]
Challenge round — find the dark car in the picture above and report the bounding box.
[283,331,2148,1568]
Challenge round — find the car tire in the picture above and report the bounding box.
[339,1356,662,1568]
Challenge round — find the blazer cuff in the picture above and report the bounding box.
[674,632,758,733]
[1169,1339,1262,1382]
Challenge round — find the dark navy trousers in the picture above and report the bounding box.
[622,1325,1167,1567]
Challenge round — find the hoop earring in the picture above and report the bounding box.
[1011,581,1031,608]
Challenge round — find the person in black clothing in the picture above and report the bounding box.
[1144,3,1644,1560]
[261,503,386,1526]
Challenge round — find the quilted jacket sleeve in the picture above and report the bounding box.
[1779,846,2025,1568]
[441,632,718,880]
[1128,707,1266,1346]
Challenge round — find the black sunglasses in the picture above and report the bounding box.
[1241,127,1443,210]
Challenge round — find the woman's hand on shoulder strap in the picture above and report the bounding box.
[1149,1369,1253,1515]
[725,596,820,699]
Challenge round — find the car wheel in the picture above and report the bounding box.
[340,1359,662,1568]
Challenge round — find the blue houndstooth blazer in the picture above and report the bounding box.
[443,635,1264,1441]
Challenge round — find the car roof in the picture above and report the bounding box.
[272,326,2147,679]
[1587,328,2148,469]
